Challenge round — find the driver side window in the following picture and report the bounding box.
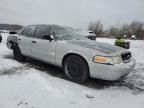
[35,26,50,39]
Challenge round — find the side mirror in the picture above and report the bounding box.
[9,31,17,34]
[42,34,54,41]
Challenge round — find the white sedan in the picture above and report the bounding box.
[7,24,136,83]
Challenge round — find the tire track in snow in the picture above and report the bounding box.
[0,64,31,76]
[108,63,144,94]
[1,50,144,95]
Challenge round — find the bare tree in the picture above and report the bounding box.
[88,20,103,36]
[119,24,131,37]
[108,25,119,37]
[0,24,23,30]
[107,20,144,39]
[129,21,143,36]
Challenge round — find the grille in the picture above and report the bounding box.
[121,52,131,63]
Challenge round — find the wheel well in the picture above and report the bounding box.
[62,53,90,71]
[9,41,17,49]
[9,40,19,49]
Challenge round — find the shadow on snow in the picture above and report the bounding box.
[3,54,144,94]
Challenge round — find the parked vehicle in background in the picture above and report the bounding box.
[86,31,96,40]
[7,24,136,83]
[78,30,96,40]
[123,35,128,39]
[0,33,2,43]
[131,35,136,40]
[114,37,130,49]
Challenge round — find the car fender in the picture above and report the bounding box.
[55,41,102,67]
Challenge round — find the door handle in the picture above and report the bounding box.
[32,41,36,43]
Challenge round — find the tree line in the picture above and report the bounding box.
[0,22,144,39]
[0,24,23,31]
[88,20,144,39]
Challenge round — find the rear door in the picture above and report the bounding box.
[18,26,36,57]
[31,26,56,64]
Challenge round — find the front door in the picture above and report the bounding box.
[32,26,56,64]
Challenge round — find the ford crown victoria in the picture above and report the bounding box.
[7,25,136,83]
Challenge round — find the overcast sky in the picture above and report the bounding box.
[0,0,144,29]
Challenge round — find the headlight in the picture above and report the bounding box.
[93,56,122,65]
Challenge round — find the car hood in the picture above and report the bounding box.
[67,40,123,54]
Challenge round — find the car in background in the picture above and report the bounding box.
[87,31,96,40]
[123,35,128,39]
[0,33,2,43]
[78,30,96,40]
[131,35,136,40]
[115,37,130,49]
[7,24,136,83]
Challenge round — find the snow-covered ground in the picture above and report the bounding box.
[0,33,144,108]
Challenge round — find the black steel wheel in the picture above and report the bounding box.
[64,55,89,83]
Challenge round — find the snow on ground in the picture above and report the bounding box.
[0,33,144,108]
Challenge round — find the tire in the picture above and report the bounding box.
[125,43,130,49]
[0,37,2,43]
[64,55,89,83]
[13,45,25,61]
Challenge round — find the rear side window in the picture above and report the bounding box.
[21,26,36,37]
[35,26,50,39]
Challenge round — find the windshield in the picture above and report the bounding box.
[51,26,88,40]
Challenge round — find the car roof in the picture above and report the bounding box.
[29,24,64,28]
[28,24,76,32]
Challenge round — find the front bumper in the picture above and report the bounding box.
[89,58,136,81]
